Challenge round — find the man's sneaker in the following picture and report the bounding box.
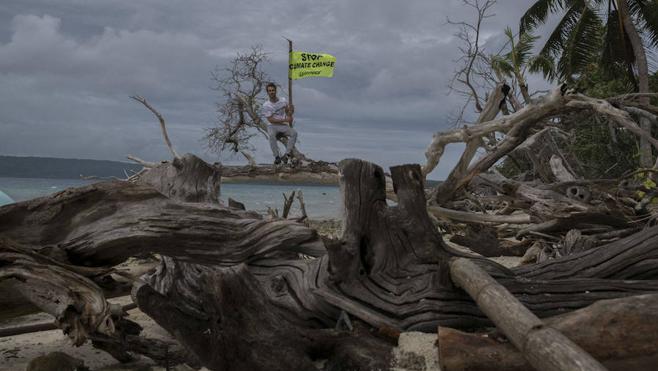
[274,156,282,165]
[281,154,289,164]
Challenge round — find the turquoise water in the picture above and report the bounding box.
[0,190,12,206]
[0,177,96,202]
[0,177,341,219]
[222,183,340,219]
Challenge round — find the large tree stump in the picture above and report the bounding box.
[315,160,658,330]
[133,263,393,371]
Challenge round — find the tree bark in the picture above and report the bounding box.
[132,153,222,203]
[438,293,658,371]
[617,0,653,167]
[133,263,393,371]
[433,83,508,204]
[0,181,324,267]
[450,258,606,371]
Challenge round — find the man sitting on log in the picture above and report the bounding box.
[263,82,299,167]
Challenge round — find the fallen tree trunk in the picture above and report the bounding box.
[429,205,532,224]
[0,181,324,267]
[220,160,339,185]
[432,83,508,204]
[438,293,658,371]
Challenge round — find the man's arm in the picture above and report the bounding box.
[263,103,290,125]
[266,115,291,125]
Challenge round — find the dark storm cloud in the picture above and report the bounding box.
[0,0,552,179]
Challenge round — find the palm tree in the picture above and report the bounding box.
[521,0,658,165]
[489,27,555,105]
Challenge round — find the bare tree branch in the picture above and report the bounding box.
[126,154,158,168]
[130,96,180,160]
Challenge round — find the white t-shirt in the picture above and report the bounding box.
[262,97,288,124]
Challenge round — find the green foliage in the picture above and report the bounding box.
[568,116,639,178]
[557,3,603,82]
[569,64,640,178]
[520,0,654,83]
[496,155,525,179]
[628,0,658,48]
[491,27,555,81]
[600,8,635,82]
[497,64,647,179]
[520,0,565,34]
[574,63,635,98]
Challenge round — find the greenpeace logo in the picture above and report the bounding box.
[298,70,322,77]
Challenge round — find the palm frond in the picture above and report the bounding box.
[528,54,557,80]
[601,8,636,80]
[520,0,566,33]
[557,2,604,81]
[537,1,585,60]
[516,32,540,65]
[490,55,515,78]
[629,0,658,48]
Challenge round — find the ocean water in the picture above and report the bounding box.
[222,183,341,219]
[0,177,341,219]
[0,190,12,206]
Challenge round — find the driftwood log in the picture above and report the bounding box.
[450,258,606,371]
[3,158,658,369]
[220,160,339,185]
[438,293,658,371]
[132,153,222,203]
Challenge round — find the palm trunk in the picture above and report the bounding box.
[618,0,653,167]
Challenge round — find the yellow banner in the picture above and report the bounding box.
[289,51,336,80]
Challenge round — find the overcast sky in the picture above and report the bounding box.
[0,0,556,180]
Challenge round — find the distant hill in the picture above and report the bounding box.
[0,155,143,179]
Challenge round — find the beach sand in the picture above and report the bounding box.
[0,296,176,371]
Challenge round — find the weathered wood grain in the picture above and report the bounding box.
[438,294,658,371]
[450,258,606,371]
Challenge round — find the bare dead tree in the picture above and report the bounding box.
[206,46,268,166]
[447,0,498,117]
[207,46,309,166]
[444,0,551,130]
[428,1,524,201]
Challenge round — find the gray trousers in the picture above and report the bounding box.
[268,124,298,157]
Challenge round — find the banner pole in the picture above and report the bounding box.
[285,37,294,127]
